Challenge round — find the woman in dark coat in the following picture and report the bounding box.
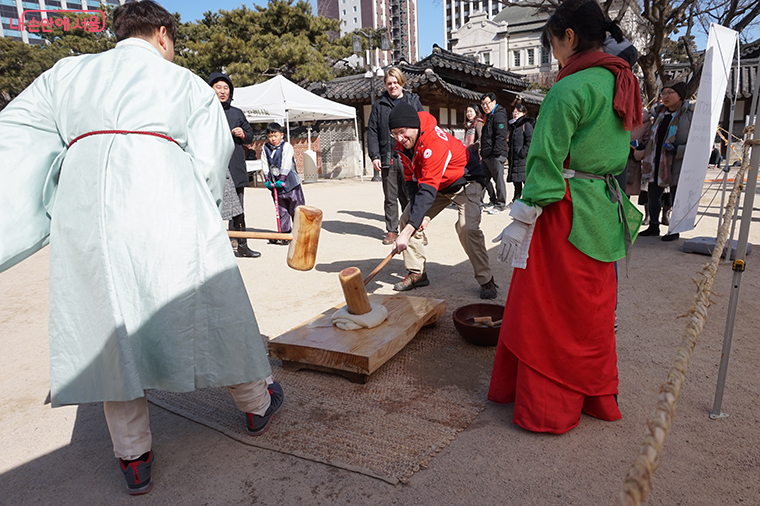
[208,72,259,258]
[506,103,534,203]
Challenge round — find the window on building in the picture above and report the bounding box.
[527,48,534,66]
[354,17,357,23]
[541,47,550,64]
[513,50,521,67]
[482,52,490,65]
[342,9,346,15]
[353,5,356,11]
[1,5,19,18]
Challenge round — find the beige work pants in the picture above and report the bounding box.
[400,181,492,285]
[104,378,271,460]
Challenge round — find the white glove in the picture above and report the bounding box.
[492,200,543,266]
[493,220,529,263]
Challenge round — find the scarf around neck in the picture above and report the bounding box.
[557,51,642,131]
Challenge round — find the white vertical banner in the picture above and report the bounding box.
[670,24,739,234]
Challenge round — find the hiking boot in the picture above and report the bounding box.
[237,244,261,258]
[246,381,284,436]
[638,225,660,237]
[119,451,154,496]
[662,233,680,242]
[393,272,429,292]
[382,231,398,245]
[479,277,498,299]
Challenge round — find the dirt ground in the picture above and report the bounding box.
[1,174,759,505]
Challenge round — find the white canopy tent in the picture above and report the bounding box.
[232,75,361,180]
[232,75,358,137]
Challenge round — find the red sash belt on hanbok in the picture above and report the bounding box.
[68,130,181,148]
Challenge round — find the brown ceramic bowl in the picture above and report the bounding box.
[452,303,503,347]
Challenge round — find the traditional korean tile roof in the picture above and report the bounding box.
[663,39,759,101]
[492,4,550,35]
[307,45,530,104]
[730,38,760,100]
[406,45,530,91]
[516,91,545,105]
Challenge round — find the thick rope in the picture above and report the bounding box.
[618,127,760,506]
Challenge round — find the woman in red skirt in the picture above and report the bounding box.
[488,0,643,434]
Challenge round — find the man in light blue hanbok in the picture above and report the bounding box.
[0,1,282,495]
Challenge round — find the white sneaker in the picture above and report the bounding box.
[487,207,502,215]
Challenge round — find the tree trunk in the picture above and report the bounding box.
[638,53,660,105]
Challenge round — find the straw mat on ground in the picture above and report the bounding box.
[148,306,494,483]
[147,306,496,484]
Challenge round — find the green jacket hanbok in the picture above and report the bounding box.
[0,38,271,407]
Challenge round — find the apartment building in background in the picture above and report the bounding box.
[1,0,125,45]
[318,0,419,64]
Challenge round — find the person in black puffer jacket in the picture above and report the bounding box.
[208,72,259,258]
[506,103,534,203]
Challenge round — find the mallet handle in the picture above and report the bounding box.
[228,231,293,241]
[363,249,396,286]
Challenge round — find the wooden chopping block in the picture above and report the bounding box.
[228,205,323,271]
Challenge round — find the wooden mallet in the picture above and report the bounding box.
[337,246,402,316]
[228,205,323,271]
[339,267,373,315]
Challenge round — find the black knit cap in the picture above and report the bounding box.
[662,80,687,100]
[388,101,421,130]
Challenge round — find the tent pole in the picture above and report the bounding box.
[286,111,291,143]
[710,59,760,420]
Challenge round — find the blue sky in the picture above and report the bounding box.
[159,0,445,58]
[158,1,756,56]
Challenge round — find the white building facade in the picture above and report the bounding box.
[443,0,505,51]
[450,2,646,88]
[449,6,557,87]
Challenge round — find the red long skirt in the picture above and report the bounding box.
[488,186,622,434]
